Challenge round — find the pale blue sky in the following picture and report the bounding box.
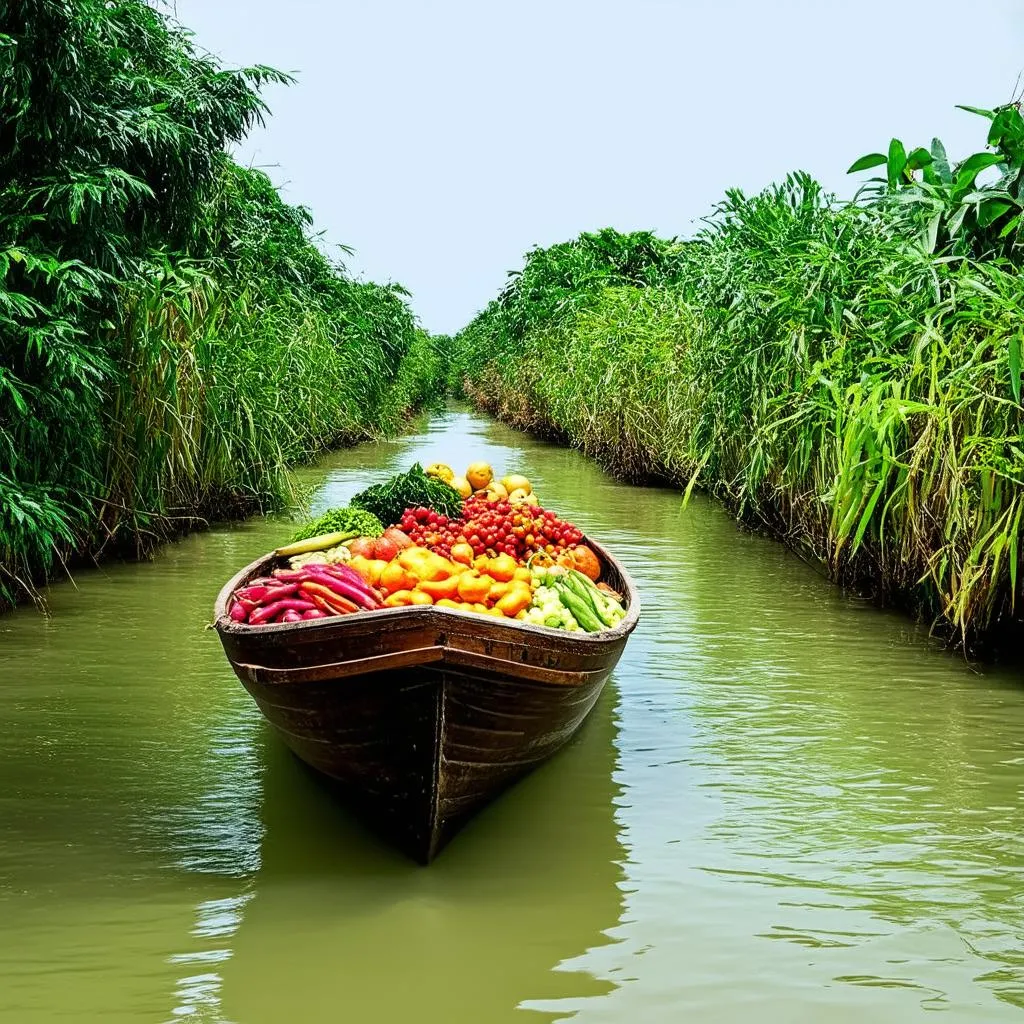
[173,0,1024,334]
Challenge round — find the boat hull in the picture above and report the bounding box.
[214,541,638,862]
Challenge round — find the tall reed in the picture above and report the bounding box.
[454,170,1024,649]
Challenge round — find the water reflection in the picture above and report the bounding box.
[216,684,625,1024]
[596,488,1024,1020]
[685,513,1024,1002]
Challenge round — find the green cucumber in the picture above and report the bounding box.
[275,530,359,558]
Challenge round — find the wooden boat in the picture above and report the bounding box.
[212,539,639,863]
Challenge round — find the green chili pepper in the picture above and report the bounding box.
[554,581,603,632]
[567,570,621,627]
[563,573,612,627]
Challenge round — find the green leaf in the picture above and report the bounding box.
[1010,335,1021,404]
[906,147,934,171]
[954,152,1003,192]
[977,198,1013,228]
[988,106,1017,146]
[956,104,996,121]
[1009,511,1020,601]
[852,467,890,553]
[0,374,28,415]
[958,188,1010,205]
[930,138,952,184]
[887,139,907,190]
[847,153,887,174]
[681,449,712,508]
[947,203,969,239]
[998,213,1021,238]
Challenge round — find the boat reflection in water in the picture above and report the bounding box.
[218,682,626,1024]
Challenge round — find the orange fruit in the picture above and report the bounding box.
[450,542,475,565]
[466,462,493,490]
[417,576,460,601]
[450,475,472,499]
[380,561,418,595]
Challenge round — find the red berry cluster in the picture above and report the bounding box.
[398,500,585,561]
[459,499,521,558]
[398,507,461,558]
[461,499,584,560]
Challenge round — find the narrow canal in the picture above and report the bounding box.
[2,406,1023,1022]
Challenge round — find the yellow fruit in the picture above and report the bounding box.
[495,587,532,617]
[450,541,474,565]
[466,461,493,490]
[425,463,455,484]
[508,487,530,504]
[450,474,472,498]
[523,492,540,506]
[485,481,508,502]
[501,474,531,495]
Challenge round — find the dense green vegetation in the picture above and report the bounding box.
[453,106,1024,648]
[7,0,1019,650]
[0,0,442,608]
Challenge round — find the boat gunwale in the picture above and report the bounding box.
[212,536,640,647]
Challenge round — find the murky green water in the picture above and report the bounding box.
[2,406,1024,1022]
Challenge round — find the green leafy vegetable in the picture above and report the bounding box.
[291,507,383,543]
[350,463,463,526]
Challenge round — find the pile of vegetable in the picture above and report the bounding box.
[526,567,625,632]
[228,562,384,625]
[291,508,383,543]
[350,463,463,528]
[226,460,628,633]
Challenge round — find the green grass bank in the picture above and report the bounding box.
[453,111,1024,651]
[0,0,444,610]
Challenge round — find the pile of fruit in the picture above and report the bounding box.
[226,460,627,633]
[397,500,584,561]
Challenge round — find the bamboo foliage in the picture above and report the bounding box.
[0,0,439,607]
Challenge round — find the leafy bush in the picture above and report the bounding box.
[0,0,442,607]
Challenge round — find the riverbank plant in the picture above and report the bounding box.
[453,108,1024,650]
[0,0,443,609]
